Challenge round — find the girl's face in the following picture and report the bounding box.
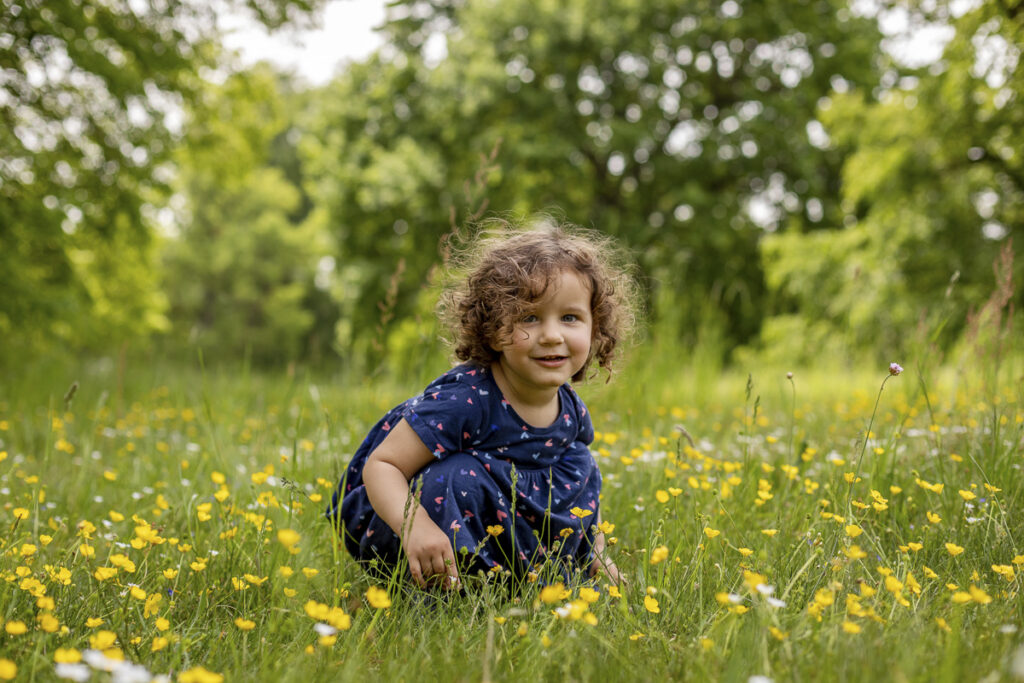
[493,269,593,402]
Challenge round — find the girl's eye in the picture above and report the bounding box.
[522,314,539,323]
[562,314,579,322]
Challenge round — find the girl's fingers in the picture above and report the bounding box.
[441,548,460,589]
[428,555,448,581]
[408,558,425,588]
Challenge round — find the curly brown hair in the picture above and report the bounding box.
[438,218,639,382]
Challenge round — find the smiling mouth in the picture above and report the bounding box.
[535,355,567,362]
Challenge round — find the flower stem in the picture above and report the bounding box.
[845,374,894,516]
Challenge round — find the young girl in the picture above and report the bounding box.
[327,221,635,589]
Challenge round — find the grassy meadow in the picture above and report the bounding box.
[0,345,1022,682]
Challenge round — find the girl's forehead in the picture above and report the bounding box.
[527,268,592,303]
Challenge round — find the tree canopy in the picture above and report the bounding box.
[2,0,1020,367]
[0,0,325,350]
[307,0,883,356]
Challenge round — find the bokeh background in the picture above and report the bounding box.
[2,0,1021,376]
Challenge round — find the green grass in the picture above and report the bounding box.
[0,348,1022,682]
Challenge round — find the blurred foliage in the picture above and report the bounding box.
[162,65,334,363]
[306,0,882,361]
[758,0,1023,363]
[0,0,325,354]
[2,0,1021,370]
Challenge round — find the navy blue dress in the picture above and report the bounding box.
[326,363,601,579]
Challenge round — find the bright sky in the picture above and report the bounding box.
[221,0,956,85]
[220,0,388,85]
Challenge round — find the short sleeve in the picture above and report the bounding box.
[401,380,484,459]
[563,385,594,446]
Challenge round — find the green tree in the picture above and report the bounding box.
[760,0,1022,361]
[305,0,883,360]
[162,64,331,364]
[0,0,324,355]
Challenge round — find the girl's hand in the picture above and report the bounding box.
[590,551,624,585]
[403,509,460,590]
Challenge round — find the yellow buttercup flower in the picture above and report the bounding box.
[644,594,660,613]
[38,613,59,633]
[277,529,301,548]
[945,543,964,556]
[992,564,1016,581]
[5,621,27,635]
[144,593,163,618]
[539,583,567,604]
[90,630,117,650]
[365,586,392,609]
[178,666,224,683]
[93,566,118,581]
[110,554,135,573]
[196,502,212,522]
[968,585,992,604]
[844,545,867,560]
[884,575,903,594]
[235,618,256,631]
[570,506,593,520]
[650,545,669,565]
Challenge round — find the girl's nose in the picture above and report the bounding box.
[539,320,564,343]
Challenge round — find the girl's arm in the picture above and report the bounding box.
[362,418,460,589]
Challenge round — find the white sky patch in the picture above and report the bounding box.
[220,0,388,85]
[856,0,984,67]
[218,0,1002,104]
